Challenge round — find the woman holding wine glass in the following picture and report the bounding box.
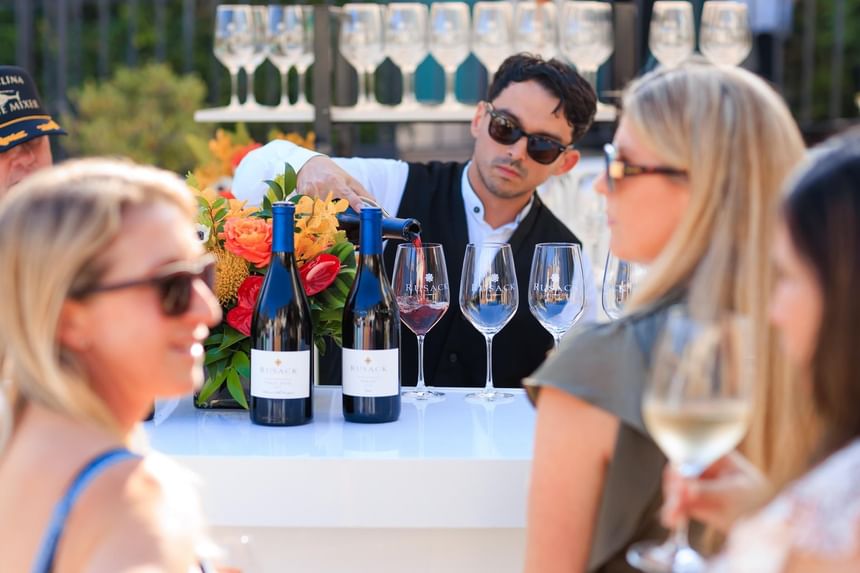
[660,131,860,573]
[524,59,809,572]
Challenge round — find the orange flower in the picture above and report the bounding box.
[221,218,272,267]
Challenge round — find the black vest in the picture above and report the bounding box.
[379,161,583,389]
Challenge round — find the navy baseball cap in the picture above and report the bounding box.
[0,65,66,153]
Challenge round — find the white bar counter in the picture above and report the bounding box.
[145,387,536,572]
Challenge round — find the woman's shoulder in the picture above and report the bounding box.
[525,298,678,430]
[717,440,860,572]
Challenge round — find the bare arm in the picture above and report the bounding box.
[525,386,619,573]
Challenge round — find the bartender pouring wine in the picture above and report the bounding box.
[234,54,598,390]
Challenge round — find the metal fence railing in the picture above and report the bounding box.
[1,0,857,148]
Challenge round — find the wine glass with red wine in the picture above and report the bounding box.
[393,242,450,401]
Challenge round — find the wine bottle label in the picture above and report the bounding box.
[250,349,311,399]
[342,348,399,397]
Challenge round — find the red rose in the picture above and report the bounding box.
[225,275,264,336]
[299,253,341,296]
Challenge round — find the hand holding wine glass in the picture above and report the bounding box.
[627,308,754,573]
[393,242,450,401]
[460,243,518,402]
[528,243,586,350]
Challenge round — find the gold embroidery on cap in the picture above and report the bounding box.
[37,119,61,132]
[0,131,27,147]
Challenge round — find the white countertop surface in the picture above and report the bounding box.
[145,387,536,529]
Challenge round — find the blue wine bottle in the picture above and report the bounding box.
[342,207,401,423]
[250,202,313,426]
[337,206,421,242]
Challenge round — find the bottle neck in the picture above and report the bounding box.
[359,213,383,256]
[272,209,294,254]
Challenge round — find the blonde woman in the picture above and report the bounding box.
[0,159,221,572]
[524,59,812,572]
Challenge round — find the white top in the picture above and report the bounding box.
[711,439,860,572]
[233,140,598,321]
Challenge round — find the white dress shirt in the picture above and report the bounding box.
[233,140,598,322]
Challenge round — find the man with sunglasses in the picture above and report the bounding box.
[234,54,598,389]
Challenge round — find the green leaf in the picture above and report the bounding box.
[264,179,283,197]
[218,327,248,351]
[225,370,249,409]
[231,351,251,380]
[196,369,227,405]
[186,172,200,190]
[280,163,297,196]
[212,197,227,210]
[204,348,231,366]
[213,207,229,221]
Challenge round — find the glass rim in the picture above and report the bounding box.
[535,241,582,249]
[396,241,444,249]
[465,241,511,248]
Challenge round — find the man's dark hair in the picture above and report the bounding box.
[487,53,597,144]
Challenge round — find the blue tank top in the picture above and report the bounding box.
[31,447,140,573]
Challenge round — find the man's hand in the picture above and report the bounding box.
[661,451,771,533]
[297,156,375,211]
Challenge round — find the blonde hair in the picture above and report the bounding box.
[0,158,195,453]
[622,60,816,484]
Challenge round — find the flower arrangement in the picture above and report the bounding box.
[188,143,353,409]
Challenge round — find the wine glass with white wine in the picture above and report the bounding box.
[627,308,754,573]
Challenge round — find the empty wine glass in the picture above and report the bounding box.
[213,4,254,110]
[393,243,450,401]
[560,1,614,91]
[460,243,518,402]
[627,308,753,573]
[385,3,429,108]
[513,1,558,60]
[602,250,646,320]
[650,1,695,68]
[429,2,471,107]
[528,243,586,350]
[242,6,268,108]
[700,1,752,66]
[472,1,513,86]
[340,3,385,108]
[268,5,314,109]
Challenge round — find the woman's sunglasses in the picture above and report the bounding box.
[603,143,688,192]
[72,255,216,317]
[485,102,572,165]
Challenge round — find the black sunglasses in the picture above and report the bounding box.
[603,143,688,192]
[485,102,572,165]
[72,255,216,317]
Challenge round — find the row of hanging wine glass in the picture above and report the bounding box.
[213,1,753,110]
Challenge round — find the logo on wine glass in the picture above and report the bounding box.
[425,273,434,283]
[489,273,499,285]
[550,272,560,291]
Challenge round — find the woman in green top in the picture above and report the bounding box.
[524,59,812,572]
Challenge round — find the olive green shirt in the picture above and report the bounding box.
[526,297,681,573]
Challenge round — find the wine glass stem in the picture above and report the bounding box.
[296,67,308,105]
[416,334,427,391]
[229,70,240,108]
[356,69,367,106]
[366,67,376,103]
[582,68,598,97]
[402,68,416,105]
[444,69,456,104]
[553,335,561,351]
[484,334,495,393]
[279,68,290,107]
[671,516,692,551]
[244,67,257,105]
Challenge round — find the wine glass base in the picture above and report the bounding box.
[402,389,445,402]
[466,391,514,404]
[627,541,707,573]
